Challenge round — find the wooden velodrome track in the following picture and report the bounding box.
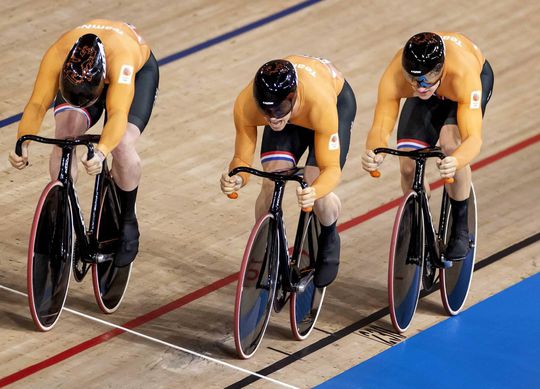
[1,0,539,387]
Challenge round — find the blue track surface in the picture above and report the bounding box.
[318,272,540,389]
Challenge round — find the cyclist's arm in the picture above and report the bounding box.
[229,104,257,186]
[310,109,341,199]
[365,59,403,150]
[17,45,63,138]
[96,62,137,156]
[453,80,484,168]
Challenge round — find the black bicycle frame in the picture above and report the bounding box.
[229,166,310,292]
[16,134,116,264]
[374,147,451,268]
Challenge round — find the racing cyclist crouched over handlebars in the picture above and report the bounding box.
[8,19,160,267]
[362,32,494,260]
[220,56,357,287]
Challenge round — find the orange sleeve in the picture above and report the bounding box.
[229,94,258,185]
[17,44,64,138]
[96,60,136,156]
[453,75,484,168]
[366,54,403,150]
[311,132,341,199]
[309,107,341,199]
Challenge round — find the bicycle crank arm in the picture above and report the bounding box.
[94,253,115,263]
[294,271,314,293]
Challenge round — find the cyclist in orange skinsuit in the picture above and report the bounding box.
[8,19,159,267]
[362,32,494,260]
[220,55,357,287]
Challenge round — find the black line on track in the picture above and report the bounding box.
[267,347,292,357]
[225,232,540,388]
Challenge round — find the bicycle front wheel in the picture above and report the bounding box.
[388,190,424,333]
[290,214,326,340]
[92,179,132,314]
[440,185,477,315]
[28,181,74,331]
[234,214,279,359]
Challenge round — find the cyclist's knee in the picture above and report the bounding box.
[439,124,461,155]
[111,133,141,166]
[315,192,341,225]
[259,178,274,196]
[54,110,88,137]
[399,157,415,180]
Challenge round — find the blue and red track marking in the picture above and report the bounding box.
[317,272,540,389]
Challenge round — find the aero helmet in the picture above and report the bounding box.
[253,59,297,118]
[59,34,106,108]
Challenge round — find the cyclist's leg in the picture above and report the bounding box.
[51,92,105,181]
[439,121,471,259]
[112,52,159,267]
[442,60,493,260]
[257,123,306,219]
[308,80,356,287]
[396,97,440,195]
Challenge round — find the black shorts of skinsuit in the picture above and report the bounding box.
[53,52,160,133]
[260,80,357,170]
[396,60,494,149]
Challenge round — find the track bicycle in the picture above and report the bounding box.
[372,147,477,333]
[16,134,132,331]
[228,166,326,359]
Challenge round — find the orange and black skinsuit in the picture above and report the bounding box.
[18,19,159,157]
[17,19,159,267]
[230,55,357,200]
[366,32,494,169]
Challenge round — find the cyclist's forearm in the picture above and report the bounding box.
[311,166,341,199]
[452,135,482,169]
[97,113,129,156]
[17,103,48,138]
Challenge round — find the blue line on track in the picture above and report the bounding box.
[0,0,322,129]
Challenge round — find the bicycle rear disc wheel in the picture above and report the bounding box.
[440,185,477,315]
[388,191,424,333]
[290,214,326,340]
[234,214,279,359]
[27,181,74,331]
[92,180,132,314]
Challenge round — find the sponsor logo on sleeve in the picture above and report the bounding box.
[470,90,481,109]
[329,133,340,150]
[118,65,134,85]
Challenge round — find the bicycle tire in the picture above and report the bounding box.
[27,181,74,331]
[234,213,279,359]
[388,190,424,333]
[92,179,132,314]
[290,214,326,340]
[440,185,477,315]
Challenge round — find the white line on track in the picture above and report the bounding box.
[0,284,299,389]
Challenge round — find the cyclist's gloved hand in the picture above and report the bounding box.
[220,171,243,195]
[81,150,105,176]
[361,149,384,172]
[9,141,29,169]
[437,156,458,178]
[296,186,316,209]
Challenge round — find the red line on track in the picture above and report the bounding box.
[0,273,238,387]
[1,132,539,387]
